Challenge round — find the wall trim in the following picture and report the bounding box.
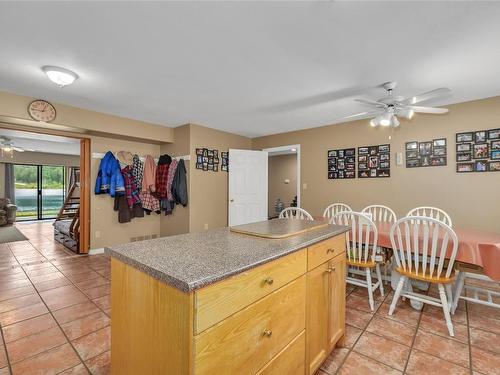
[89,247,105,255]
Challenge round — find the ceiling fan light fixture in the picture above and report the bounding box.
[379,112,392,126]
[42,66,79,87]
[370,118,378,127]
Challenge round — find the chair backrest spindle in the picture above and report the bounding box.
[331,211,378,263]
[323,203,352,221]
[361,205,397,223]
[279,207,314,221]
[390,216,458,279]
[406,206,452,227]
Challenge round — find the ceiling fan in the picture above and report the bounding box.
[344,82,451,128]
[0,136,34,157]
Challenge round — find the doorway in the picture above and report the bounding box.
[263,144,300,219]
[1,126,90,253]
[13,164,66,221]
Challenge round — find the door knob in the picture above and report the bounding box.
[230,199,234,202]
[262,329,272,337]
[264,277,274,285]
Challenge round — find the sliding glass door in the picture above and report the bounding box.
[14,164,66,221]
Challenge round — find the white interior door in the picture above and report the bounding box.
[228,149,268,226]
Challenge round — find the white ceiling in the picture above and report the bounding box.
[1,2,500,137]
[0,129,80,155]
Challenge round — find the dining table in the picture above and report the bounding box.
[372,221,500,281]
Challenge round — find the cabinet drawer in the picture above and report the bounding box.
[307,235,345,271]
[195,249,307,333]
[194,275,306,375]
[256,331,305,375]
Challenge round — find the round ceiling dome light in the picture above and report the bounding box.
[42,66,79,87]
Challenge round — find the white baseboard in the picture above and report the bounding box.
[88,248,105,255]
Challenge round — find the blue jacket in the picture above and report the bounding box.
[94,151,125,197]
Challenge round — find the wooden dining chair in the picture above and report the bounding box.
[361,205,397,223]
[323,203,352,221]
[452,272,500,313]
[388,216,459,336]
[406,206,452,227]
[332,211,383,311]
[279,207,314,220]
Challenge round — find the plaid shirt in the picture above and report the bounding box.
[155,163,170,199]
[166,159,178,201]
[121,166,141,208]
[132,154,143,188]
[140,191,160,212]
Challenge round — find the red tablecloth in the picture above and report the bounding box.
[374,222,500,281]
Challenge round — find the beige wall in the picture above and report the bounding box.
[253,96,500,234]
[0,151,80,166]
[189,124,251,232]
[90,135,162,249]
[160,125,191,236]
[0,91,174,143]
[268,154,297,217]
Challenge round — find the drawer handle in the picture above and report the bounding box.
[324,267,336,274]
[262,329,273,337]
[327,248,335,253]
[264,277,274,285]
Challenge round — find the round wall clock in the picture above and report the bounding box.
[28,100,56,122]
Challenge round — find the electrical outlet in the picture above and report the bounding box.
[95,231,101,239]
[303,183,308,190]
[204,223,209,230]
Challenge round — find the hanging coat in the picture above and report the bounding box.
[172,159,188,206]
[94,151,125,196]
[142,155,157,194]
[132,154,144,188]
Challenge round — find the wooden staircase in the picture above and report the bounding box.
[54,170,81,252]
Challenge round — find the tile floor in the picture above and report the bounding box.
[0,222,110,374]
[0,221,499,374]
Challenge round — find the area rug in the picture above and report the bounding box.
[0,226,28,244]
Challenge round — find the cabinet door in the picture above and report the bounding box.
[306,262,330,375]
[328,256,346,349]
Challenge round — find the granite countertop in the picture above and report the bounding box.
[105,219,348,292]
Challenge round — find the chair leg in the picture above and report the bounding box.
[445,284,453,312]
[452,271,465,314]
[389,275,406,315]
[375,264,384,297]
[438,283,455,337]
[366,268,375,311]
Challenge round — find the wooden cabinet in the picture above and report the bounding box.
[111,233,346,375]
[195,249,307,333]
[194,276,306,375]
[306,254,346,375]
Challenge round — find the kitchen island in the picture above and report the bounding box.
[106,219,348,375]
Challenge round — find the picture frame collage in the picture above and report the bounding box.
[357,144,390,178]
[221,152,229,172]
[456,128,500,172]
[195,148,220,172]
[327,148,356,179]
[405,138,447,168]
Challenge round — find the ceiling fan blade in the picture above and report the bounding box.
[338,110,382,121]
[402,87,451,105]
[354,99,386,108]
[12,147,25,152]
[406,105,449,114]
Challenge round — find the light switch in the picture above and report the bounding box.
[396,152,403,166]
[303,183,308,190]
